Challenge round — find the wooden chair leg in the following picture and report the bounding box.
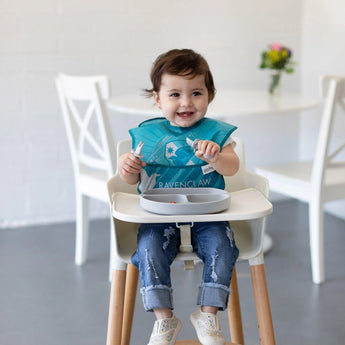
[107,269,127,345]
[228,266,244,345]
[250,264,276,345]
[121,264,139,345]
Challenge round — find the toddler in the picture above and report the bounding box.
[118,49,239,345]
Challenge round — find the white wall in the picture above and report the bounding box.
[301,0,345,219]
[1,0,304,227]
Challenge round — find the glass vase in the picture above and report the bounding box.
[269,70,282,96]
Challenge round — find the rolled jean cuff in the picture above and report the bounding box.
[140,285,173,312]
[197,283,231,311]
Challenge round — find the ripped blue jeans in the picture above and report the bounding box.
[131,221,239,312]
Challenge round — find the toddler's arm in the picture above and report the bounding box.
[118,152,146,185]
[195,140,239,176]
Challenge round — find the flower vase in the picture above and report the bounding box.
[269,70,282,96]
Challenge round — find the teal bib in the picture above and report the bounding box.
[129,118,237,193]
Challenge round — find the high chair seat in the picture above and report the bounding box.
[106,137,276,345]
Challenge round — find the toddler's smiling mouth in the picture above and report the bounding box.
[177,111,194,117]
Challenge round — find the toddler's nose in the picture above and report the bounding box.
[181,95,192,107]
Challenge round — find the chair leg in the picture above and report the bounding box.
[309,200,325,284]
[75,192,89,265]
[228,266,244,344]
[250,264,275,345]
[121,264,139,345]
[107,269,127,345]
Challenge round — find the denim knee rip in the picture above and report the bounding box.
[225,224,235,248]
[140,285,174,312]
[162,226,176,250]
[197,283,231,311]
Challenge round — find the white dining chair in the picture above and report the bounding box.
[56,73,117,279]
[106,137,276,345]
[255,75,345,284]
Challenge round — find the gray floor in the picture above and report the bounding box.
[1,199,345,345]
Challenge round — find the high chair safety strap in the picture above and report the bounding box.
[176,223,195,270]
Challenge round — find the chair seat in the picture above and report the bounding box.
[79,169,109,201]
[256,160,345,202]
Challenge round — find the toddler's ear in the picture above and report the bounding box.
[153,91,161,108]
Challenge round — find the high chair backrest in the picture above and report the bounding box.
[107,136,269,268]
[56,73,116,178]
[225,138,269,197]
[227,137,269,262]
[312,75,345,201]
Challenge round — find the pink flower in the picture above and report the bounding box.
[270,43,283,51]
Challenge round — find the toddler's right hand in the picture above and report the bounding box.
[119,152,146,178]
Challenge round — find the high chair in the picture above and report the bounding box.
[106,137,276,345]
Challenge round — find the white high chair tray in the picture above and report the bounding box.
[112,188,272,223]
[140,188,230,215]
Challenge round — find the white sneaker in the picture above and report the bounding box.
[190,308,226,345]
[147,315,182,345]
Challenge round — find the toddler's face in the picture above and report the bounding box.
[153,73,209,127]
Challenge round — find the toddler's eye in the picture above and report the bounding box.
[192,91,202,96]
[170,93,180,97]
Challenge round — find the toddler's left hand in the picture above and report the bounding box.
[195,140,220,163]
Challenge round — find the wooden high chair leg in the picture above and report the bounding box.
[107,269,127,345]
[250,264,276,345]
[121,264,139,345]
[228,266,244,344]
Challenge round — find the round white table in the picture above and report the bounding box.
[108,89,320,118]
[107,89,321,253]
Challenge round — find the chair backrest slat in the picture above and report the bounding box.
[328,140,345,162]
[56,73,116,177]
